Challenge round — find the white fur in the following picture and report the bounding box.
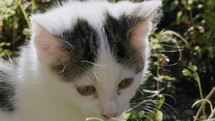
[0,1,161,121]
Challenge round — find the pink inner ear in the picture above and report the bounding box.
[34,32,59,55]
[31,20,70,62]
[130,20,151,49]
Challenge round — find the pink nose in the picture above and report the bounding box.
[102,113,118,119]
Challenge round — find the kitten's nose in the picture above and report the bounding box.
[102,113,118,119]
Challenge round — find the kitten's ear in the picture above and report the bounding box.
[129,1,162,48]
[31,18,71,63]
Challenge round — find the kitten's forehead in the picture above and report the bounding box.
[31,1,141,35]
[51,16,145,81]
[31,1,161,81]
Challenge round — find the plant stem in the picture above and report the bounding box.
[197,79,204,100]
[12,16,17,50]
[14,0,30,28]
[194,87,215,121]
[156,65,160,90]
[208,108,215,120]
[196,75,206,117]
[31,0,35,13]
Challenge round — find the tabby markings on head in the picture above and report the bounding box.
[104,14,144,73]
[52,19,99,81]
[52,14,146,81]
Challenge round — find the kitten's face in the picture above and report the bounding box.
[69,53,143,119]
[30,1,161,120]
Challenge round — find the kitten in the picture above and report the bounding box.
[0,0,161,121]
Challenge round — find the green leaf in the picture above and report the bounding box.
[182,69,192,76]
[155,110,163,121]
[23,28,31,36]
[169,1,178,11]
[194,46,200,51]
[200,115,207,120]
[6,0,13,6]
[122,112,131,120]
[194,73,200,82]
[177,11,182,24]
[157,96,165,109]
[144,111,155,121]
[162,75,175,81]
[188,0,194,5]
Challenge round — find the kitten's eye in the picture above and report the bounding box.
[77,85,96,96]
[118,78,134,90]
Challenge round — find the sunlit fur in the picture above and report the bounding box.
[0,1,161,121]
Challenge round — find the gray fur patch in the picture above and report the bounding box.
[0,70,15,111]
[52,19,99,81]
[104,14,144,73]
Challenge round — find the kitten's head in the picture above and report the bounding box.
[30,1,161,120]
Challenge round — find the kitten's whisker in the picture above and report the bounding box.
[135,116,142,121]
[144,105,168,120]
[130,99,170,121]
[142,88,165,95]
[162,62,178,67]
[94,72,101,82]
[146,72,156,79]
[128,99,156,111]
[159,108,169,121]
[133,94,156,101]
[130,89,160,103]
[7,53,14,63]
[61,64,68,73]
[82,60,107,67]
[137,88,145,95]
[159,43,184,49]
[121,54,137,68]
[126,116,139,121]
[130,96,152,103]
[146,103,173,121]
[151,100,181,118]
[160,49,183,53]
[142,107,157,116]
[143,114,153,121]
[143,105,157,110]
[142,108,166,120]
[124,56,136,66]
[161,93,177,104]
[60,63,87,73]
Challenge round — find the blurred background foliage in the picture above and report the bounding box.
[0,0,214,121]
